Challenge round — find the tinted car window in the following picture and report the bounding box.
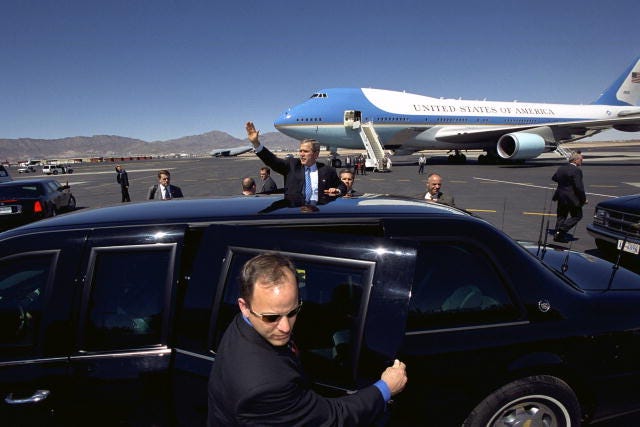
[45,180,60,193]
[0,183,44,198]
[83,248,171,351]
[214,249,371,387]
[407,242,519,331]
[0,165,11,182]
[0,253,53,348]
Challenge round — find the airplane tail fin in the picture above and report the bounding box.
[593,56,640,106]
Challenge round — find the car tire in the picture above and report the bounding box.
[67,195,76,211]
[53,169,58,175]
[462,375,581,427]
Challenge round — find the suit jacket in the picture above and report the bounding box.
[116,170,129,188]
[552,163,586,207]
[259,176,278,193]
[208,314,385,426]
[419,191,455,207]
[256,146,344,197]
[147,184,184,200]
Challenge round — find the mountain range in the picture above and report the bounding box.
[0,131,301,162]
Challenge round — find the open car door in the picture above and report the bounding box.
[172,223,419,425]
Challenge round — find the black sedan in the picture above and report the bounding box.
[0,178,76,230]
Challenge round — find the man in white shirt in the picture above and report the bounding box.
[245,121,344,202]
[147,169,184,200]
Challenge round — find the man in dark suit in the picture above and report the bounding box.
[115,164,131,202]
[258,167,278,193]
[246,122,345,201]
[241,177,257,196]
[552,152,587,242]
[207,253,407,426]
[339,168,360,197]
[147,169,184,200]
[421,173,455,206]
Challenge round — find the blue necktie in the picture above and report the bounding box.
[304,167,312,200]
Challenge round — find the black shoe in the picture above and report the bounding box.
[553,232,568,243]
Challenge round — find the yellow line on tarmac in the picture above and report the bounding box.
[466,209,497,213]
[523,212,556,216]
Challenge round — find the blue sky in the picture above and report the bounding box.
[1,0,638,141]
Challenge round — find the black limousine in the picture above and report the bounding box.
[1,194,640,426]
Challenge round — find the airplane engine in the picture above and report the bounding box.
[613,124,640,132]
[496,132,546,160]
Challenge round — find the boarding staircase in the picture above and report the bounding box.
[358,122,389,171]
[554,144,574,160]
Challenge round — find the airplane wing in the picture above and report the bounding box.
[431,114,640,144]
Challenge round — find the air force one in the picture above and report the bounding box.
[274,56,640,165]
[210,145,254,157]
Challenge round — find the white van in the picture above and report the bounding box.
[42,164,73,175]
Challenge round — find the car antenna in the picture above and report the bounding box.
[536,189,551,257]
[607,235,629,290]
[559,223,581,274]
[539,191,554,261]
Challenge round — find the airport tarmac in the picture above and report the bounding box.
[9,143,638,260]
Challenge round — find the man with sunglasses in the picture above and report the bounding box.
[208,253,408,426]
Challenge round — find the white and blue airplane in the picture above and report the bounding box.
[274,56,640,163]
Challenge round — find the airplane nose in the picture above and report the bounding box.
[274,110,292,129]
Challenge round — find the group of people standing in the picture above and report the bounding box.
[116,125,586,247]
[114,165,183,202]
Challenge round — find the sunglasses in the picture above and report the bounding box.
[248,301,303,324]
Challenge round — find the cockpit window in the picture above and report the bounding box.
[310,93,327,98]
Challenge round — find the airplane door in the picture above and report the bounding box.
[344,110,362,126]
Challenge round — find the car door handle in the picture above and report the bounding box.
[4,389,50,405]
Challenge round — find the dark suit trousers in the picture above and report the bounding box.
[555,202,583,233]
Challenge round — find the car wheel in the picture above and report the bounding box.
[463,375,581,427]
[67,195,76,211]
[53,169,58,175]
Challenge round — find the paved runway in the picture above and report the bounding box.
[6,144,640,260]
[13,144,639,254]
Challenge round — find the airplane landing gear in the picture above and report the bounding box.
[328,148,342,168]
[478,149,505,164]
[447,150,467,164]
[477,151,525,164]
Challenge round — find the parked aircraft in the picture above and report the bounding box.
[274,56,640,164]
[210,146,253,157]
